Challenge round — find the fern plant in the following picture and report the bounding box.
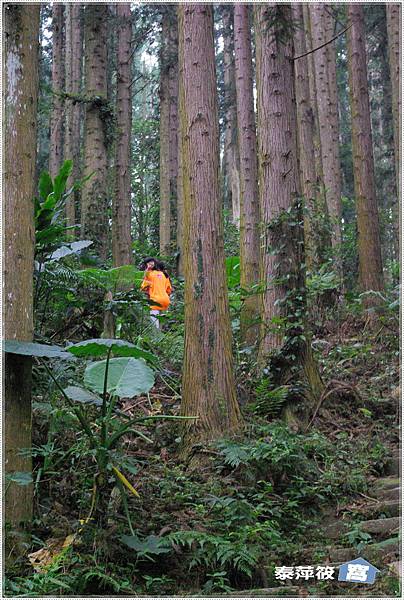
[252,380,289,416]
[167,530,259,578]
[215,439,251,468]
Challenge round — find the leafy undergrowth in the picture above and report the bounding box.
[5,313,399,598]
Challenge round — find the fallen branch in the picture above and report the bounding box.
[305,379,362,431]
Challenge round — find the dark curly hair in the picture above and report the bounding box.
[139,257,158,270]
[139,257,170,279]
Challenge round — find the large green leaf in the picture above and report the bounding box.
[226,256,240,288]
[120,534,171,556]
[53,159,73,203]
[38,171,53,203]
[109,265,145,286]
[70,170,94,192]
[49,240,93,262]
[40,192,57,213]
[77,265,144,291]
[63,386,103,406]
[70,240,93,253]
[49,246,74,261]
[36,224,65,240]
[4,340,75,360]
[6,472,33,486]
[77,267,112,288]
[84,357,155,398]
[66,339,157,364]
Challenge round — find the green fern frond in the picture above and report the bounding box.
[215,440,251,468]
[252,380,289,416]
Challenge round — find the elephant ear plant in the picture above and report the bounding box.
[4,338,195,535]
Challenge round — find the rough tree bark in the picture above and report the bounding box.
[303,4,324,189]
[49,4,64,179]
[178,3,242,450]
[71,4,82,226]
[177,79,184,277]
[64,4,74,226]
[309,4,342,251]
[254,4,323,404]
[255,3,300,356]
[159,11,171,256]
[81,5,109,260]
[222,5,241,226]
[386,3,401,198]
[347,4,384,297]
[4,3,40,527]
[64,3,82,233]
[323,5,341,233]
[112,3,133,267]
[233,4,260,344]
[292,3,319,272]
[168,12,179,254]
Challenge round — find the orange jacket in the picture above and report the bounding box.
[141,270,172,311]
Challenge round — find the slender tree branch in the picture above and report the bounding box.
[132,80,157,97]
[128,74,143,90]
[293,24,352,61]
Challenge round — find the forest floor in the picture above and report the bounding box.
[5,309,400,598]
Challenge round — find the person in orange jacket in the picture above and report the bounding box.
[140,257,172,329]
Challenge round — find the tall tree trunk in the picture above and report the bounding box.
[178,4,242,450]
[71,4,82,229]
[347,4,384,297]
[386,3,401,199]
[222,5,241,226]
[49,4,64,179]
[177,87,184,277]
[255,3,300,356]
[233,4,260,345]
[112,3,133,267]
[106,5,117,252]
[159,11,171,256]
[64,4,82,233]
[366,13,397,272]
[64,4,73,226]
[254,3,323,404]
[168,13,179,253]
[309,4,342,251]
[303,4,324,189]
[4,3,39,527]
[380,8,399,265]
[323,5,342,230]
[292,3,320,272]
[81,5,109,260]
